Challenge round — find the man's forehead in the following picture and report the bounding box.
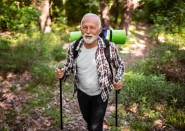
[82,16,99,25]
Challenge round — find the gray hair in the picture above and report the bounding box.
[80,13,101,29]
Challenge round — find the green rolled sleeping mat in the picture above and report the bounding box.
[69,30,126,44]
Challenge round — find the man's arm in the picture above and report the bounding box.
[55,42,75,79]
[111,43,125,89]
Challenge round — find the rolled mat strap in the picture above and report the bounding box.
[109,30,112,42]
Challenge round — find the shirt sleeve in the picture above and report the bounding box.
[63,42,75,79]
[110,43,125,82]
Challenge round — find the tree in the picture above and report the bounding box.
[37,0,52,33]
[119,0,139,35]
[137,0,185,34]
[65,0,99,25]
[113,0,119,25]
[100,0,112,29]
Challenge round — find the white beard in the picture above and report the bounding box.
[83,33,98,44]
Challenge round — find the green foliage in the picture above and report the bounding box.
[31,64,55,85]
[107,111,121,126]
[45,107,60,127]
[123,39,185,107]
[121,72,184,107]
[165,108,185,129]
[0,36,47,73]
[110,127,122,131]
[52,0,64,17]
[152,0,185,34]
[25,84,38,93]
[135,0,185,34]
[51,44,66,61]
[0,0,40,31]
[0,109,17,131]
[130,120,150,130]
[27,86,52,107]
[0,31,66,85]
[152,44,178,64]
[118,32,185,129]
[65,0,99,25]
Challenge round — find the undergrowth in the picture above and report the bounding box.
[111,33,185,130]
[0,31,68,85]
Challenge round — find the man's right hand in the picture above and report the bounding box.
[55,68,65,78]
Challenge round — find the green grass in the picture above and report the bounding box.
[19,106,35,115]
[25,84,38,93]
[27,88,52,107]
[24,83,54,108]
[45,107,60,127]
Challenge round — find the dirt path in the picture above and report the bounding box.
[0,23,155,131]
[122,22,154,66]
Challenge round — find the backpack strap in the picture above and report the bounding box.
[104,39,111,62]
[104,39,113,81]
[73,36,82,59]
[99,27,107,39]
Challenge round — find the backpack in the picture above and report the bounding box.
[72,29,113,80]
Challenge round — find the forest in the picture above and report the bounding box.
[0,0,185,130]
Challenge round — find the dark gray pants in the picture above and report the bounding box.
[77,89,108,131]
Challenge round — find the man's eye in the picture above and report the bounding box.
[90,26,96,30]
[83,26,87,29]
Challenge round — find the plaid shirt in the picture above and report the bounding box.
[63,37,125,102]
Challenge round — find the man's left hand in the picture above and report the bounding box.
[113,80,122,90]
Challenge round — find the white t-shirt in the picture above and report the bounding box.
[77,44,101,96]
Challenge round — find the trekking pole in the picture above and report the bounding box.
[115,89,120,128]
[59,77,63,130]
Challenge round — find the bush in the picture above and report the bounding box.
[0,1,40,31]
[0,36,50,73]
[129,34,185,85]
[31,63,55,85]
[130,120,150,131]
[121,72,184,108]
[0,39,13,75]
[51,44,66,61]
[0,32,66,85]
[119,33,185,129]
[165,108,185,129]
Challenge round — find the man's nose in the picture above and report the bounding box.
[86,27,91,33]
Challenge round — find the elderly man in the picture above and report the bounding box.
[55,13,125,131]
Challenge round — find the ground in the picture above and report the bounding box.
[0,23,155,131]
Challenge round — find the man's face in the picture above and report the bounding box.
[81,16,102,44]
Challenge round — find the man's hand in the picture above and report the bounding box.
[55,68,65,78]
[113,80,122,90]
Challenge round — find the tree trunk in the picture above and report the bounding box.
[113,0,119,25]
[119,0,139,35]
[39,0,52,33]
[100,0,112,29]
